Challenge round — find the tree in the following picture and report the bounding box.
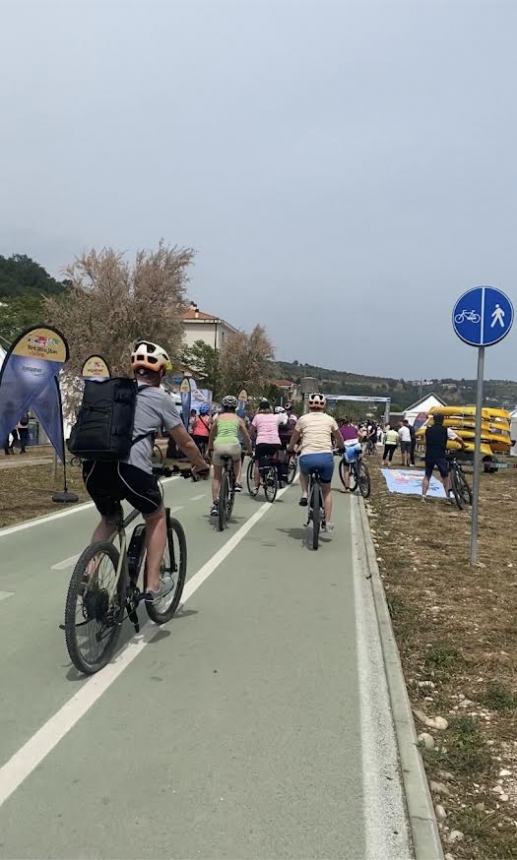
[218,324,275,398]
[44,242,193,379]
[0,254,67,346]
[181,339,218,394]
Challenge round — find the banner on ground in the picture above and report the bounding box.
[381,469,446,498]
[0,325,69,462]
[81,354,111,381]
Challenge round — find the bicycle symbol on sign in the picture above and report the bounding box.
[454,309,481,324]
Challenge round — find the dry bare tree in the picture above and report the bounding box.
[218,324,276,398]
[45,242,194,378]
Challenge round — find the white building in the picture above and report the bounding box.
[181,301,237,351]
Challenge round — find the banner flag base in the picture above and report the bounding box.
[52,490,79,504]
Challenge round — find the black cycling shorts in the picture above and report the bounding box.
[424,457,448,479]
[83,462,163,518]
[255,443,281,462]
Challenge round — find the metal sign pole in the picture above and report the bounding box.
[470,346,485,565]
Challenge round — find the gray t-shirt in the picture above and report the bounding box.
[125,385,183,474]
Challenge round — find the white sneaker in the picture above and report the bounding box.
[324,521,335,535]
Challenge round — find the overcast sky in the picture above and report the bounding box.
[2,0,517,379]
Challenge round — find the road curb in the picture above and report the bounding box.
[356,498,444,860]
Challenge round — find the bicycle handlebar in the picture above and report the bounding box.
[152,463,210,482]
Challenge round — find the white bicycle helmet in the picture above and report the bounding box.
[131,341,172,374]
[308,392,326,410]
[274,406,285,414]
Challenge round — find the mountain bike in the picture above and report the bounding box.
[217,454,236,531]
[447,453,472,509]
[306,467,326,550]
[339,455,371,498]
[246,455,278,502]
[63,465,187,675]
[286,452,298,484]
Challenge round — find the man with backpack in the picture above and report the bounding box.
[71,341,209,603]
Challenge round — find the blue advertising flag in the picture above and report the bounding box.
[0,326,69,461]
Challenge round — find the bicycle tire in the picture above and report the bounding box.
[287,454,297,485]
[246,459,259,497]
[310,482,321,550]
[263,466,278,503]
[450,471,464,510]
[358,462,371,498]
[225,471,235,520]
[64,541,124,675]
[457,469,472,505]
[145,517,187,624]
[338,458,348,489]
[218,472,228,530]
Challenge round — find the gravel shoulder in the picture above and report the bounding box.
[366,453,517,860]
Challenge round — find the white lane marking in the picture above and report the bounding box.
[170,505,183,513]
[51,554,80,571]
[189,494,206,501]
[349,499,411,859]
[0,592,14,603]
[0,486,289,808]
[0,477,179,540]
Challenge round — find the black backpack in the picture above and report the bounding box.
[68,377,150,462]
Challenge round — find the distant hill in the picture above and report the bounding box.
[277,360,517,412]
[0,254,67,344]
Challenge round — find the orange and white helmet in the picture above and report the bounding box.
[131,341,172,374]
[308,392,326,410]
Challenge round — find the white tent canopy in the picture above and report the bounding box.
[404,393,447,426]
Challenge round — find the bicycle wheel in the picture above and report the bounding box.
[64,541,125,675]
[457,470,472,505]
[218,472,228,530]
[145,517,187,624]
[358,462,371,498]
[450,471,464,510]
[225,472,235,520]
[310,483,321,550]
[287,454,297,484]
[338,458,348,489]
[263,465,278,503]
[247,459,259,497]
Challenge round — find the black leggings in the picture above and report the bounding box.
[383,444,397,462]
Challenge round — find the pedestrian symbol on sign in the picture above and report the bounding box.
[491,304,505,328]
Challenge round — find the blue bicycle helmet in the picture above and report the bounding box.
[199,404,210,415]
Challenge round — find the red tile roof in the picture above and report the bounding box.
[181,307,219,321]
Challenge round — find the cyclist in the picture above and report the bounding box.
[287,393,344,531]
[83,341,209,602]
[276,405,292,484]
[250,398,283,490]
[422,413,466,500]
[191,403,212,456]
[208,395,252,516]
[339,418,362,491]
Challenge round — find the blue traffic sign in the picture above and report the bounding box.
[452,286,514,347]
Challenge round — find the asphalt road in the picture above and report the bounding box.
[0,471,410,859]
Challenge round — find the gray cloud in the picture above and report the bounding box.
[1,0,516,379]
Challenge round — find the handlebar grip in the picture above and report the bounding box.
[152,465,173,477]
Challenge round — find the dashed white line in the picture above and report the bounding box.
[51,554,80,571]
[189,494,206,501]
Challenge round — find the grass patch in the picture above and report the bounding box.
[424,717,491,777]
[480,681,517,713]
[453,809,517,859]
[424,641,465,679]
[386,593,418,645]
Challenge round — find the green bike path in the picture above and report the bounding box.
[0,476,410,859]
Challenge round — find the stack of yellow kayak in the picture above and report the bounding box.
[416,406,512,457]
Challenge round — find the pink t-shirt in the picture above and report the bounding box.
[252,413,281,445]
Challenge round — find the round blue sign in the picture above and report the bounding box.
[452,286,514,347]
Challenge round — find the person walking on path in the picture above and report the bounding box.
[422,413,465,500]
[409,421,417,467]
[382,425,399,466]
[398,420,412,467]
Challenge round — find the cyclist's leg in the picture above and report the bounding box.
[422,460,434,497]
[116,463,166,594]
[321,483,333,524]
[212,464,223,503]
[298,455,310,502]
[83,462,122,543]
